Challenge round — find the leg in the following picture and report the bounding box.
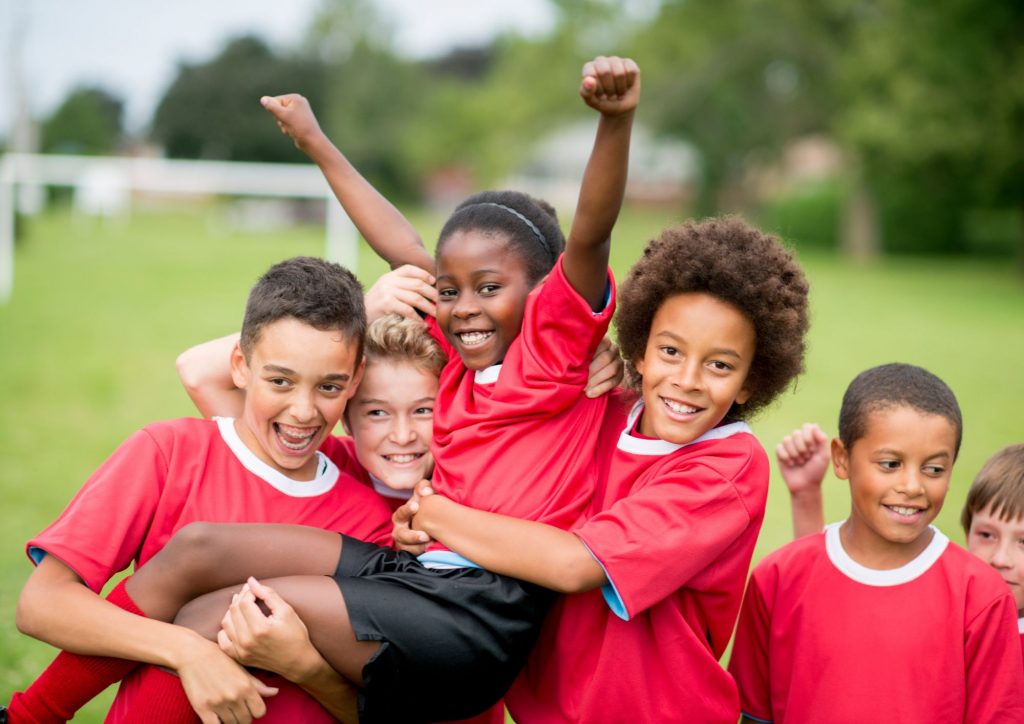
[175,575,378,685]
[127,522,344,621]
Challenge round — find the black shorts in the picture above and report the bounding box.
[333,535,555,723]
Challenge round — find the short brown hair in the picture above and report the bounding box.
[364,314,447,377]
[960,444,1024,533]
[240,256,365,362]
[615,217,810,419]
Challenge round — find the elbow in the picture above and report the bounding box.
[16,585,47,638]
[175,349,202,396]
[551,553,605,594]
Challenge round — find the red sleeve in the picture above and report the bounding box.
[26,429,166,592]
[424,315,456,360]
[575,461,754,618]
[728,570,775,723]
[964,588,1024,721]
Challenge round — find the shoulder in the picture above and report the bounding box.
[127,417,218,455]
[670,430,770,501]
[752,532,826,585]
[939,542,1015,608]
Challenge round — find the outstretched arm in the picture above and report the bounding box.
[262,94,434,273]
[777,423,830,539]
[396,484,606,593]
[562,56,640,309]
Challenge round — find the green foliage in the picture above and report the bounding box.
[150,36,327,162]
[759,181,844,251]
[41,86,124,155]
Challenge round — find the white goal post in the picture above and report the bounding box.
[0,152,359,304]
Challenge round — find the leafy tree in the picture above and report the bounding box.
[41,86,124,155]
[150,36,326,162]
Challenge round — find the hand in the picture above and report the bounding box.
[365,265,438,321]
[585,336,623,398]
[580,56,640,116]
[260,94,325,153]
[776,423,831,496]
[391,480,435,554]
[218,578,325,685]
[177,635,279,724]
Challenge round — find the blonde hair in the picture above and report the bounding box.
[363,314,447,377]
[960,444,1024,533]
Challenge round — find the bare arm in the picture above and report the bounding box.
[176,333,243,418]
[562,56,640,309]
[17,556,275,722]
[262,94,433,273]
[403,486,607,593]
[777,423,830,539]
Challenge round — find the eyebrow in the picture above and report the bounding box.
[358,396,435,406]
[436,269,503,282]
[874,448,953,460]
[263,364,351,382]
[654,331,743,359]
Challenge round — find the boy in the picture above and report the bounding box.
[729,363,1024,722]
[8,257,392,723]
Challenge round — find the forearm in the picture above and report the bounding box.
[302,133,433,273]
[415,496,606,593]
[789,488,825,539]
[176,333,243,418]
[291,655,359,724]
[563,111,634,305]
[17,568,212,669]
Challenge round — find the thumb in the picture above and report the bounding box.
[248,672,280,698]
[260,95,283,115]
[247,577,289,614]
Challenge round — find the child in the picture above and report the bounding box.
[10,55,639,724]
[7,257,394,723]
[779,427,1024,649]
[391,217,812,722]
[729,363,1024,722]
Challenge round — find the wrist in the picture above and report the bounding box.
[288,647,332,686]
[164,627,219,671]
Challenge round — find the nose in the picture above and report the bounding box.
[896,470,926,497]
[389,414,417,445]
[671,359,702,391]
[452,294,480,320]
[990,539,1012,569]
[289,390,317,423]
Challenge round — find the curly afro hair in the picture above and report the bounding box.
[616,217,810,419]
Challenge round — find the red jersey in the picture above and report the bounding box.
[424,257,614,557]
[28,417,392,723]
[507,398,769,723]
[728,523,1024,723]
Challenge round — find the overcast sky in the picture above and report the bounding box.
[0,0,554,138]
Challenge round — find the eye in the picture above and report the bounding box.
[877,459,901,471]
[658,346,680,358]
[319,383,343,395]
[438,287,457,299]
[268,377,291,388]
[366,408,388,418]
[414,406,434,416]
[479,283,500,295]
[974,530,994,540]
[708,360,733,372]
[922,464,946,477]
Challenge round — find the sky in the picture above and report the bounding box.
[0,0,554,139]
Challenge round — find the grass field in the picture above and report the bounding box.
[1,204,1022,718]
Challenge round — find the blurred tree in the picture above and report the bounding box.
[150,36,326,162]
[41,86,124,155]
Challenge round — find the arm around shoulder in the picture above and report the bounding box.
[176,333,243,418]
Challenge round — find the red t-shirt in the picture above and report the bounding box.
[27,417,392,723]
[728,523,1024,723]
[424,256,615,558]
[507,398,769,723]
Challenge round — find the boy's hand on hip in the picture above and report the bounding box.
[580,56,640,116]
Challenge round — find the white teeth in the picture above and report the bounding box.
[458,331,492,346]
[275,424,317,450]
[663,398,698,415]
[887,505,921,516]
[385,453,422,464]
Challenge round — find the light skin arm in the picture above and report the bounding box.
[777,423,830,539]
[396,484,607,593]
[176,333,243,418]
[261,94,434,273]
[218,578,358,724]
[562,56,640,310]
[16,556,276,723]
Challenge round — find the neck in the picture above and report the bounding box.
[839,517,935,570]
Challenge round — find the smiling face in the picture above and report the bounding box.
[435,229,536,370]
[967,506,1024,614]
[345,359,437,490]
[633,292,755,445]
[833,406,957,569]
[231,317,362,480]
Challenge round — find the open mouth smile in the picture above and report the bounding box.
[274,422,320,452]
[661,397,703,416]
[456,331,494,347]
[382,452,427,465]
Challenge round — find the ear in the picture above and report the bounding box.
[734,384,752,406]
[229,342,250,390]
[633,356,645,378]
[831,437,850,480]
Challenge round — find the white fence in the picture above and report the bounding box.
[0,153,358,303]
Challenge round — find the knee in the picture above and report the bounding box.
[159,522,227,574]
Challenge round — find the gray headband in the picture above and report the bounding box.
[463,202,552,258]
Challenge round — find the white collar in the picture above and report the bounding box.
[615,399,752,456]
[215,417,339,498]
[369,473,414,500]
[474,363,502,385]
[824,521,949,586]
[1018,617,1024,635]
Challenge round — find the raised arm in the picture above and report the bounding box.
[562,56,640,309]
[777,423,830,539]
[262,94,434,273]
[177,334,244,418]
[398,485,607,593]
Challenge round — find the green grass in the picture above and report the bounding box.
[1,204,1023,716]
